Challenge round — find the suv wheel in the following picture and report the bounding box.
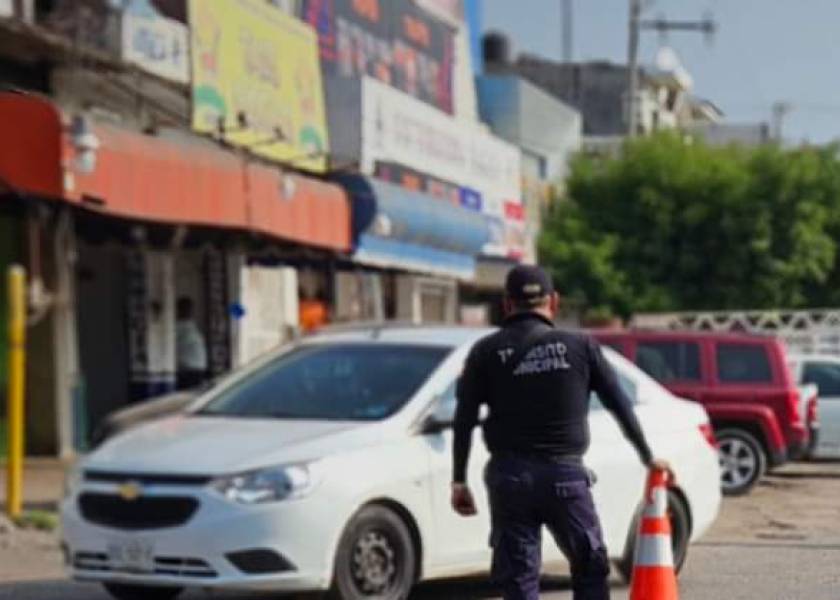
[103,584,183,600]
[330,505,417,600]
[717,428,766,496]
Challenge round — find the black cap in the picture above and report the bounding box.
[505,265,554,304]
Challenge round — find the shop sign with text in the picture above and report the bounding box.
[302,0,455,113]
[190,0,329,172]
[362,76,520,218]
[122,3,190,83]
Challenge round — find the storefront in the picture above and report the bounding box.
[0,92,351,455]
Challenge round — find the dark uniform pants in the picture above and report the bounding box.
[485,455,611,600]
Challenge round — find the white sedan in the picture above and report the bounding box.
[62,326,721,600]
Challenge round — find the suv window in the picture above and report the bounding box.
[802,362,840,396]
[635,341,701,382]
[716,344,772,383]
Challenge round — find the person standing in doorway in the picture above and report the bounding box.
[299,288,330,333]
[451,265,671,600]
[176,296,208,390]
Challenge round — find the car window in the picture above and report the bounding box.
[591,368,638,409]
[600,340,625,355]
[635,341,701,382]
[198,343,450,421]
[716,343,772,383]
[802,362,840,396]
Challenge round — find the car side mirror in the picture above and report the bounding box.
[422,400,456,434]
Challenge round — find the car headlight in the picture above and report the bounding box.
[211,463,320,505]
[63,465,84,499]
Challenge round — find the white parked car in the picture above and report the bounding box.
[62,326,721,600]
[788,354,840,458]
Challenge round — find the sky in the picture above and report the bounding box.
[482,0,840,144]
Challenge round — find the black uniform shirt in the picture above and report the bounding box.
[453,312,653,483]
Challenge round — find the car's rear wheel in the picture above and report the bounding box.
[616,490,691,582]
[717,428,766,496]
[330,505,417,600]
[103,583,183,600]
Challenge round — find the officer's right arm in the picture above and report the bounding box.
[452,344,484,484]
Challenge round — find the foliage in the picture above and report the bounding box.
[12,510,59,532]
[540,133,840,317]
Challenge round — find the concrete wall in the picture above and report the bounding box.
[477,74,581,182]
[238,265,298,364]
[323,74,363,168]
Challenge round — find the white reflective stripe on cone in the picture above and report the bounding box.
[643,487,669,518]
[634,534,675,567]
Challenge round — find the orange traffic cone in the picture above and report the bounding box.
[629,468,679,600]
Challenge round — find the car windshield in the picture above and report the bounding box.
[197,343,451,421]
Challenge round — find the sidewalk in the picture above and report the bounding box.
[0,458,67,511]
[0,459,67,583]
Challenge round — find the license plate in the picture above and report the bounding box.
[108,539,155,574]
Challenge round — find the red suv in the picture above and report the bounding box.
[594,330,808,495]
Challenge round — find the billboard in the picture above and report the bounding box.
[122,1,190,83]
[190,0,329,172]
[361,76,520,216]
[302,0,455,113]
[361,76,523,258]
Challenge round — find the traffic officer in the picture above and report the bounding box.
[451,265,669,600]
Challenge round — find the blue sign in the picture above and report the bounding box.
[460,187,483,211]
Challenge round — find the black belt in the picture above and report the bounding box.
[492,451,583,465]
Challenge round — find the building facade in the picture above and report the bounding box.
[0,0,528,456]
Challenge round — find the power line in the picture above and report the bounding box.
[627,3,717,138]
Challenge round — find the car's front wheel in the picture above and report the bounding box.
[103,583,183,600]
[717,428,766,496]
[330,505,417,600]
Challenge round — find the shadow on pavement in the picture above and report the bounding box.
[0,576,630,599]
[411,575,576,599]
[768,470,840,480]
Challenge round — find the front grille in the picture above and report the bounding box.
[79,493,198,530]
[84,471,212,486]
[74,552,217,578]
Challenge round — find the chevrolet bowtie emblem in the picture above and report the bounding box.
[117,481,142,502]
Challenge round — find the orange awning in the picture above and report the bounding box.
[0,93,351,252]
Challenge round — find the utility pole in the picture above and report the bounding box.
[627,0,642,137]
[561,0,573,62]
[772,102,792,142]
[626,2,716,138]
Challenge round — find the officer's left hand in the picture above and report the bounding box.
[451,483,478,516]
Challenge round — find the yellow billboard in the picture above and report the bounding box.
[190,0,329,172]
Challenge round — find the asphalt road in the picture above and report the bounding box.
[3,462,840,600]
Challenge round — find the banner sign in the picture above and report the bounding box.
[122,4,190,83]
[362,76,520,221]
[302,0,455,113]
[374,160,462,206]
[190,0,329,172]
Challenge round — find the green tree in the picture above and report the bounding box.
[540,133,838,318]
